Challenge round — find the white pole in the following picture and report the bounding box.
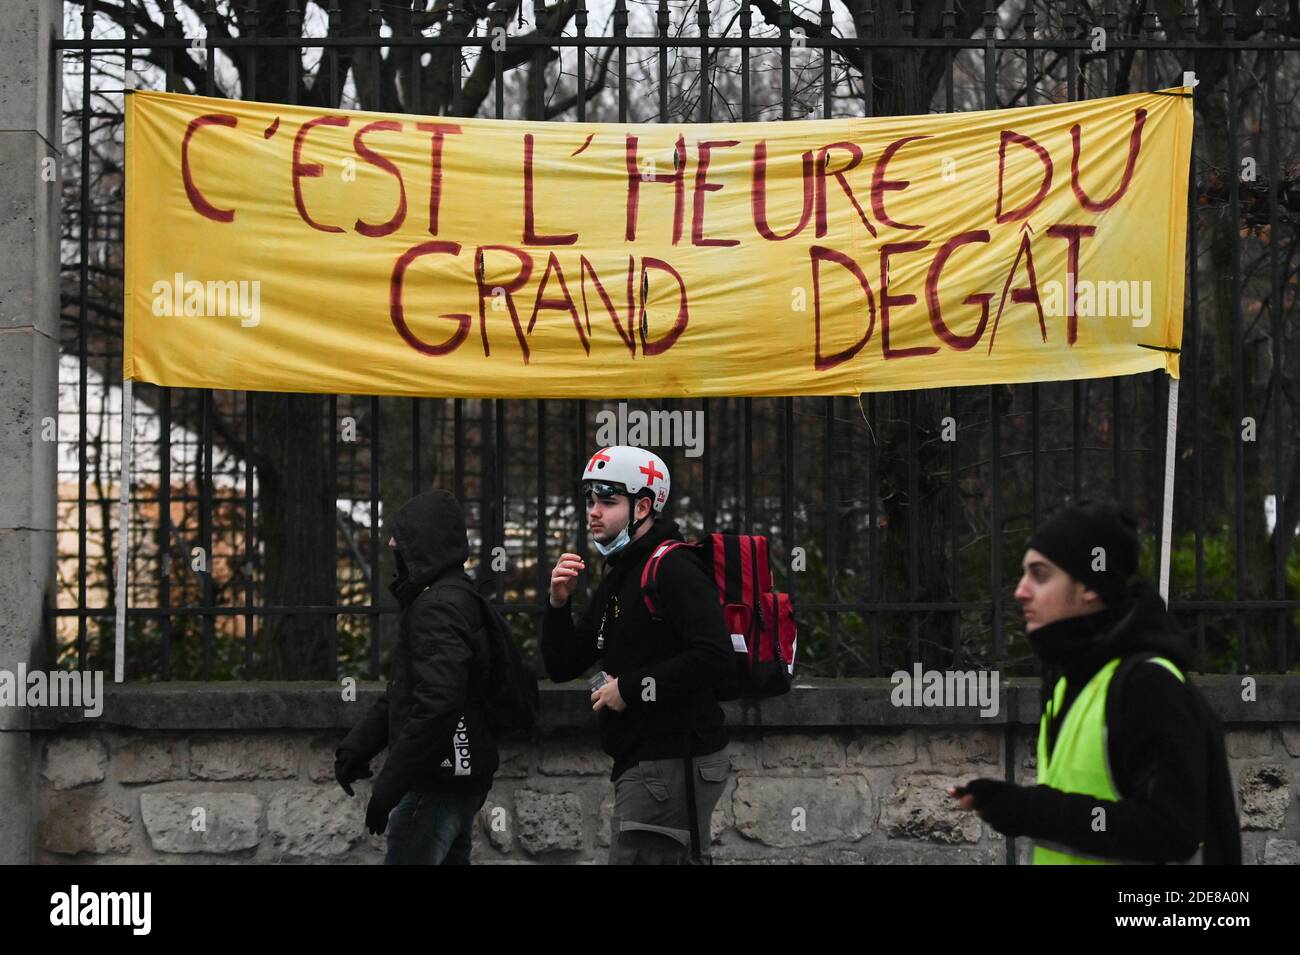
[1158,377,1180,604]
[115,379,133,683]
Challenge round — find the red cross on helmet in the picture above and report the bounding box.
[580,445,671,512]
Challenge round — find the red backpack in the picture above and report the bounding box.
[640,534,797,700]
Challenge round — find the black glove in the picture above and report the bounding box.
[955,778,1034,836]
[365,795,394,836]
[334,750,373,797]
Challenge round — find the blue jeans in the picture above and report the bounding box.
[384,788,488,865]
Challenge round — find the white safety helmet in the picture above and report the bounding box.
[580,446,671,513]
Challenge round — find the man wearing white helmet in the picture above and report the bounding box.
[542,445,735,864]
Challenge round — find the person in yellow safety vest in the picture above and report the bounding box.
[949,499,1218,864]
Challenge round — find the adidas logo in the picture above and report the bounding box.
[440,758,452,767]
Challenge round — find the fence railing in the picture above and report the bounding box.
[52,0,1300,680]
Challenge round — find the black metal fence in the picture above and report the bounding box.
[53,0,1300,681]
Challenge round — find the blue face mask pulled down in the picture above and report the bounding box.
[591,505,647,558]
[592,520,631,557]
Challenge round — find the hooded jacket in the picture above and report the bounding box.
[338,490,498,805]
[1018,578,1207,861]
[541,516,734,782]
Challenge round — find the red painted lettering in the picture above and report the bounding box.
[925,231,994,350]
[880,240,937,359]
[638,258,689,356]
[815,142,878,238]
[691,139,740,247]
[870,135,929,231]
[292,115,350,233]
[986,227,1047,354]
[752,141,814,241]
[995,130,1053,224]
[389,241,470,355]
[415,122,462,236]
[809,246,876,371]
[1070,108,1147,212]
[625,135,686,244]
[353,120,406,238]
[1046,223,1098,344]
[580,256,637,358]
[182,114,238,223]
[527,252,587,353]
[475,245,535,363]
[523,133,578,246]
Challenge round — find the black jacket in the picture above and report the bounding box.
[541,517,734,782]
[337,490,498,804]
[1021,578,1207,861]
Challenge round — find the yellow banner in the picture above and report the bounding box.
[124,88,1190,398]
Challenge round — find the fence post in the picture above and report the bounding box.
[0,0,63,864]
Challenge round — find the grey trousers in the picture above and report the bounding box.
[608,746,732,864]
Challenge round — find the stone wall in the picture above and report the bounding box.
[30,679,1300,864]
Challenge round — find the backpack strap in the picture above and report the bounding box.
[1104,651,1170,795]
[1104,651,1241,865]
[425,576,486,632]
[640,540,693,620]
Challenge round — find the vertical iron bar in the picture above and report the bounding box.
[699,0,713,122]
[1065,1,1082,498]
[78,0,93,669]
[1264,5,1285,670]
[1225,8,1246,672]
[370,396,381,678]
[943,0,958,669]
[537,401,547,641]
[158,0,179,679]
[868,394,879,673]
[858,2,873,117]
[779,0,792,121]
[575,0,587,122]
[243,394,255,677]
[495,402,506,603]
[412,0,423,115]
[825,398,838,672]
[412,398,422,495]
[287,0,301,103]
[907,392,919,663]
[614,0,627,122]
[1180,0,1204,669]
[200,393,213,679]
[983,0,1002,670]
[658,0,669,122]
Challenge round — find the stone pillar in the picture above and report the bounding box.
[0,0,63,864]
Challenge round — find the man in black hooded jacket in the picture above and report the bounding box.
[950,499,1239,864]
[335,489,499,864]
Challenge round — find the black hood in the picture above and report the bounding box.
[387,490,470,605]
[1031,577,1192,681]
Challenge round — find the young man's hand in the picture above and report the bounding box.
[590,676,626,712]
[549,552,585,608]
[334,751,373,797]
[366,795,393,836]
[948,778,1033,835]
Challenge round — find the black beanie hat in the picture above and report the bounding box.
[1026,499,1141,608]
